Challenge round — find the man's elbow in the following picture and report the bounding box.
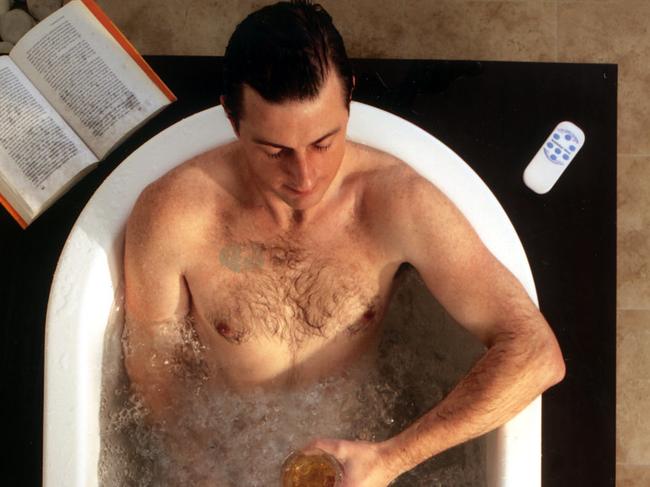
[542,339,567,387]
[495,320,567,387]
[516,326,567,389]
[549,356,567,385]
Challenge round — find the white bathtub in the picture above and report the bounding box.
[44,101,541,486]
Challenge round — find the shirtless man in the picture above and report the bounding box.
[122,1,566,485]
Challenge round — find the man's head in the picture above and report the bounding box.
[220,1,356,213]
[220,0,354,133]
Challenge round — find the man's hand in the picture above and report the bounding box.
[299,438,400,487]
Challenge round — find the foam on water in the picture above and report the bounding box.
[99,266,488,486]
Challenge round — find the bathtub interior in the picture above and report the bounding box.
[44,102,541,487]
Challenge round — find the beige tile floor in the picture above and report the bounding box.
[93,0,647,484]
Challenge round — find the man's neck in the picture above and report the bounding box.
[238,142,358,232]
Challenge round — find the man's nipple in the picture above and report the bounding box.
[215,321,245,344]
[363,309,376,320]
[216,322,231,335]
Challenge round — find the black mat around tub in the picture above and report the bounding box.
[0,57,616,486]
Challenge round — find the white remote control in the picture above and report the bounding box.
[523,121,585,194]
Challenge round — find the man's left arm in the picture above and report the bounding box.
[377,173,566,478]
[306,171,566,485]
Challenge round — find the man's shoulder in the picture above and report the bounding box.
[126,144,234,243]
[356,144,447,257]
[355,143,428,211]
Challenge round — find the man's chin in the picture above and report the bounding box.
[282,186,320,205]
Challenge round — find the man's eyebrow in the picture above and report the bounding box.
[252,127,341,149]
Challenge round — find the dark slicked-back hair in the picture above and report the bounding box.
[221,0,354,132]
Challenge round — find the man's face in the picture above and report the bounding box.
[228,71,352,211]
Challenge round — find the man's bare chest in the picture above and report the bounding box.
[185,224,397,352]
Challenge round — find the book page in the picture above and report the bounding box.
[0,56,97,215]
[9,0,171,159]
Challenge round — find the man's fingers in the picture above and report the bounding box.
[303,438,330,451]
[301,437,342,456]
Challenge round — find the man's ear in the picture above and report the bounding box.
[220,95,239,136]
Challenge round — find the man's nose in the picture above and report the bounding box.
[287,150,316,190]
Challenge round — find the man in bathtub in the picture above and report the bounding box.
[122,1,566,485]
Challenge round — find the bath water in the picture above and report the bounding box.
[99,266,488,486]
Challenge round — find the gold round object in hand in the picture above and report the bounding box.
[281,448,344,487]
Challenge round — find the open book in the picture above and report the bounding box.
[0,0,177,228]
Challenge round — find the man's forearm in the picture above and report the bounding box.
[122,315,207,427]
[379,328,565,477]
[122,316,220,481]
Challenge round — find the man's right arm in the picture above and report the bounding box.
[122,181,227,485]
[122,181,193,427]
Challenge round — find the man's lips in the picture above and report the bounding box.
[285,185,313,195]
